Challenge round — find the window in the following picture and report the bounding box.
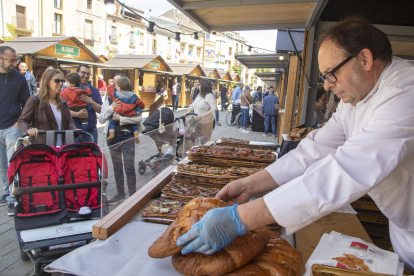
[139,33,144,46]
[54,0,62,9]
[236,43,238,54]
[206,33,210,41]
[16,5,26,29]
[111,26,117,43]
[152,39,157,54]
[85,20,93,40]
[54,13,62,34]
[129,31,135,47]
[87,0,92,10]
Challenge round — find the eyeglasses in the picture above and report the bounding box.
[53,79,66,84]
[80,71,91,76]
[0,57,20,64]
[320,55,355,84]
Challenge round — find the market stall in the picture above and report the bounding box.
[167,63,207,107]
[1,36,110,87]
[101,55,173,108]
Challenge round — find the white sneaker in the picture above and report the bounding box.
[242,129,250,134]
[239,128,243,132]
[262,133,268,137]
[272,134,276,138]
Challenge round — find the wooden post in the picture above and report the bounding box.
[26,55,33,74]
[180,75,186,108]
[295,29,310,126]
[216,80,220,105]
[281,55,299,135]
[93,65,98,88]
[279,73,286,105]
[134,68,140,97]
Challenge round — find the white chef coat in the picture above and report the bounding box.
[264,57,414,270]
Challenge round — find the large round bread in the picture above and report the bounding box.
[172,226,270,276]
[148,198,228,258]
[225,235,305,276]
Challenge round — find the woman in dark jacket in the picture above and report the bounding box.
[18,69,76,145]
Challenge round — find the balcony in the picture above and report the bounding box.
[84,37,94,46]
[129,40,136,48]
[110,36,118,44]
[12,17,34,33]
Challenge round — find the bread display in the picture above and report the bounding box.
[172,226,270,276]
[148,198,228,258]
[225,232,306,276]
[286,127,314,141]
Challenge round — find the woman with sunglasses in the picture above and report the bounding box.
[18,69,77,146]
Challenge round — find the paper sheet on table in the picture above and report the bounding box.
[44,221,183,276]
[304,231,402,276]
[334,204,357,214]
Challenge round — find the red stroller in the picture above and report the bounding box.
[7,131,103,275]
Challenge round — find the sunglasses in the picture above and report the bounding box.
[53,79,66,84]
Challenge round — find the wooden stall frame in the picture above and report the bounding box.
[295,29,310,127]
[281,55,300,135]
[92,165,175,240]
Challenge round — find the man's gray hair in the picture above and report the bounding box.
[245,85,251,91]
[0,46,16,56]
[237,82,244,87]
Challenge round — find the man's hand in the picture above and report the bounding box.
[215,178,253,205]
[79,94,93,104]
[176,205,247,255]
[77,109,88,119]
[27,128,39,137]
[112,98,121,109]
[112,113,120,121]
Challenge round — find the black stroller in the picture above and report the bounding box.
[8,131,103,275]
[138,108,176,176]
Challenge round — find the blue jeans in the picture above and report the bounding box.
[0,126,23,202]
[172,95,179,111]
[241,108,249,127]
[75,127,98,144]
[215,110,219,122]
[265,115,277,134]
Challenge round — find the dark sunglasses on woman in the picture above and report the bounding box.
[53,79,66,84]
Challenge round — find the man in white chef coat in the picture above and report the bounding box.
[176,17,414,271]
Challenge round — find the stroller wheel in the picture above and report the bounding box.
[19,248,30,262]
[138,166,146,175]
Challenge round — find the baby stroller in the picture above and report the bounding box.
[139,108,176,176]
[8,130,103,275]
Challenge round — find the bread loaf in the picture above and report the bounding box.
[148,198,227,258]
[172,226,270,276]
[225,234,305,276]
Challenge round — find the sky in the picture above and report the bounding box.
[121,0,277,53]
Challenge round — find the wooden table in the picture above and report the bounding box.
[296,212,372,262]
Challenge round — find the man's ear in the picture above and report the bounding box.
[359,48,374,71]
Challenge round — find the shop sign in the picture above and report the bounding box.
[55,44,80,57]
[148,61,160,69]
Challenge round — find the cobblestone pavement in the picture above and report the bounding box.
[0,107,276,275]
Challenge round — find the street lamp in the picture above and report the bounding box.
[279,54,284,60]
[104,0,116,15]
[175,32,181,42]
[147,21,155,33]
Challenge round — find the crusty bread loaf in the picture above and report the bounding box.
[148,198,228,258]
[172,226,270,276]
[225,235,305,276]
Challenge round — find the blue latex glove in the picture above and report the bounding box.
[176,204,248,255]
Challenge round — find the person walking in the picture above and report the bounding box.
[0,46,30,215]
[261,88,279,137]
[252,86,263,104]
[232,82,244,105]
[70,65,102,143]
[99,73,145,204]
[18,62,37,96]
[212,82,221,126]
[171,78,181,112]
[190,81,200,102]
[220,84,228,111]
[240,85,253,134]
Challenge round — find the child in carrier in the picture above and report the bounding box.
[61,73,92,133]
[106,76,143,143]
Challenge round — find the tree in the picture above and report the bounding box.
[232,65,243,75]
[2,24,16,42]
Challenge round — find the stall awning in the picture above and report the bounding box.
[1,36,103,63]
[38,56,113,67]
[103,55,173,72]
[255,72,284,79]
[166,0,329,31]
[230,73,241,82]
[167,63,206,76]
[217,70,232,81]
[202,68,221,79]
[235,54,289,69]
